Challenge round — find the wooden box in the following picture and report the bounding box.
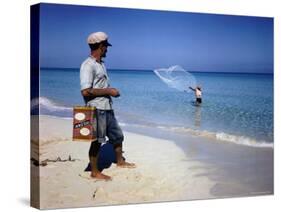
[72,106,97,142]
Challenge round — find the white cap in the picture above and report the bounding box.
[87,31,112,46]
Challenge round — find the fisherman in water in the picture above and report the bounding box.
[189,86,202,105]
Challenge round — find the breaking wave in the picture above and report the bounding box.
[120,122,273,148]
[31,97,72,111]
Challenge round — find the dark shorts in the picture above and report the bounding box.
[196,98,202,104]
[96,109,124,145]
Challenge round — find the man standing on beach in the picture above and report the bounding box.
[80,32,136,181]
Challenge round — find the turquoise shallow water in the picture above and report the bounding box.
[37,68,273,147]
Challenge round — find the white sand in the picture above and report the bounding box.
[32,115,215,209]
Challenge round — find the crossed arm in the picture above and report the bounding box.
[81,87,120,99]
[80,64,120,99]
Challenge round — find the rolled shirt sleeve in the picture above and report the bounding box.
[80,61,95,91]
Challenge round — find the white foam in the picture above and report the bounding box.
[215,132,273,148]
[172,126,273,148]
[31,97,72,112]
[119,122,128,127]
[150,124,272,148]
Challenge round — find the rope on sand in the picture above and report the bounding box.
[31,155,80,166]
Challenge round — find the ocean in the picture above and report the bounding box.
[35,67,273,148]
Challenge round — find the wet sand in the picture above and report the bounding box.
[122,123,273,198]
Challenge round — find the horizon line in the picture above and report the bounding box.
[40,67,273,74]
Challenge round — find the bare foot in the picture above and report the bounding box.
[117,161,136,168]
[91,171,112,181]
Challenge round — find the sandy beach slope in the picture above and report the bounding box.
[31,115,216,209]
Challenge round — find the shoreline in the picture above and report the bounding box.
[38,112,274,149]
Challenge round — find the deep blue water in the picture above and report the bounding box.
[37,68,273,147]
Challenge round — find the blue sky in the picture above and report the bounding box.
[39,3,273,73]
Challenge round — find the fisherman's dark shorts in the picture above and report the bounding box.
[196,98,202,104]
[96,109,124,145]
